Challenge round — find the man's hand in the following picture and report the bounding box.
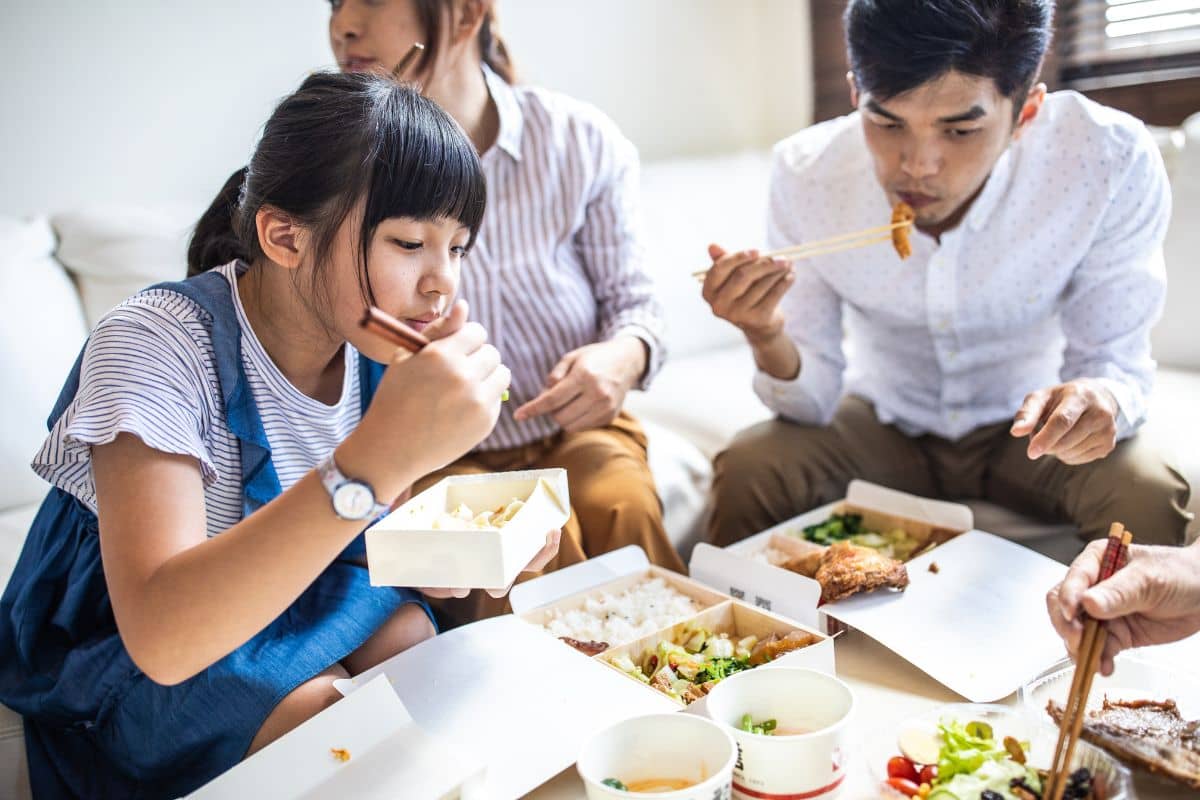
[514,337,646,432]
[1010,379,1119,465]
[1046,539,1200,675]
[701,244,794,344]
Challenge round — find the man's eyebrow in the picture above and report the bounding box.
[937,105,987,123]
[865,99,902,121]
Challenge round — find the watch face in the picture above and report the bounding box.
[333,482,374,519]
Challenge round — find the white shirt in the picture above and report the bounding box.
[464,67,665,451]
[756,91,1170,441]
[33,261,362,537]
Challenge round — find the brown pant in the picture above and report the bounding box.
[709,396,1192,549]
[419,411,685,628]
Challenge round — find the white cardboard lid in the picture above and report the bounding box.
[508,544,651,614]
[187,674,486,799]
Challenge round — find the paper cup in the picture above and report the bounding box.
[577,713,737,800]
[705,668,854,800]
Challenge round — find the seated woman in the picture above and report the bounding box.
[0,73,557,799]
[328,0,686,625]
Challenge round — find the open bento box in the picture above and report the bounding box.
[366,468,570,591]
[334,547,833,798]
[513,552,833,712]
[690,481,1072,703]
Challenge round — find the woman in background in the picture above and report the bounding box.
[329,0,685,625]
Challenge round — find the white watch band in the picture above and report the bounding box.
[317,453,390,521]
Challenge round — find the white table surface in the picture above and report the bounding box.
[526,629,1200,800]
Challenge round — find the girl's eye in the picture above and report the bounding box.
[451,245,469,258]
[390,238,422,251]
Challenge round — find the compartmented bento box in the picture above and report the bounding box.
[366,468,570,591]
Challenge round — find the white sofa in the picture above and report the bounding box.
[1,117,1197,798]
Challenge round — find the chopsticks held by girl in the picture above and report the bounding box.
[0,72,559,800]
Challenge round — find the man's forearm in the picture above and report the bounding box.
[749,328,801,381]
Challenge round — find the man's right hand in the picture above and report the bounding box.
[701,244,794,343]
[1046,538,1200,675]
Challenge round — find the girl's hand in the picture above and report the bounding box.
[701,243,794,344]
[339,301,509,500]
[513,338,645,432]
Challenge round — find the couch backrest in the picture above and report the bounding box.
[1153,112,1200,371]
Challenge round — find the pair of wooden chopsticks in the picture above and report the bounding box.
[690,218,913,280]
[1044,522,1133,800]
[359,306,509,402]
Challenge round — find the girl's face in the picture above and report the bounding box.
[324,211,470,362]
[329,0,430,78]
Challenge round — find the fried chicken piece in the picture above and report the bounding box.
[813,541,909,603]
[892,201,915,259]
[748,630,823,666]
[780,551,824,579]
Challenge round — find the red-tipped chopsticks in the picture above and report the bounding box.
[360,306,430,354]
[1045,522,1133,800]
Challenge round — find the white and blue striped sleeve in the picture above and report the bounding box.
[33,300,220,498]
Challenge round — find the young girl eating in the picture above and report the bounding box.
[0,72,557,799]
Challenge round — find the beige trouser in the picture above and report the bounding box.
[419,411,685,629]
[709,396,1192,550]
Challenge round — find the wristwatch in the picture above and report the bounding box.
[317,453,390,521]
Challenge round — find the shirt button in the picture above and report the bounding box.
[949,411,960,422]
[947,350,957,359]
[939,319,950,331]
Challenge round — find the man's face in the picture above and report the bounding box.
[857,70,1026,232]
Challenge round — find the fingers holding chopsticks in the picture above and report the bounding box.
[701,244,794,341]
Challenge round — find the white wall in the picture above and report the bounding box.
[0,1,813,217]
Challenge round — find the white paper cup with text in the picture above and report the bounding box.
[577,713,737,800]
[705,668,854,800]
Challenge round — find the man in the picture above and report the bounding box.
[703,0,1191,548]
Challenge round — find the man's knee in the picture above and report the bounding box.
[1079,443,1191,546]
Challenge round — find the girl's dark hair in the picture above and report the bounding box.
[187,71,486,311]
[413,1,516,84]
[845,0,1052,117]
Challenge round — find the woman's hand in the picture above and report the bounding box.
[339,301,509,501]
[1046,538,1200,675]
[514,337,646,432]
[418,528,562,600]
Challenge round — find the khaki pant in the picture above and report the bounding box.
[420,411,685,628]
[709,396,1192,549]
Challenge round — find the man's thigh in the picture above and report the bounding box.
[986,431,1192,545]
[708,396,938,546]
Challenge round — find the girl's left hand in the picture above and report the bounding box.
[514,337,646,432]
[418,528,562,600]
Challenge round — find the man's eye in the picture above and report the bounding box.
[875,120,901,130]
[950,128,981,138]
[390,238,422,251]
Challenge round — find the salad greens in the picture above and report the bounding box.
[797,513,924,560]
[740,714,778,735]
[926,720,1040,800]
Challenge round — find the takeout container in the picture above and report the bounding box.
[512,547,835,713]
[689,481,974,631]
[366,468,569,591]
[706,668,855,800]
[577,714,737,800]
[867,704,1133,800]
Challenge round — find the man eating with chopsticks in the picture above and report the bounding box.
[701,0,1191,551]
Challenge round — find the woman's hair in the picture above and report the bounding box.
[413,1,516,84]
[187,71,487,311]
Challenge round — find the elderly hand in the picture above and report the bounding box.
[1010,378,1120,465]
[514,337,646,432]
[1046,538,1200,675]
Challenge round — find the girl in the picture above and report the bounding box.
[329,0,686,626]
[0,72,557,799]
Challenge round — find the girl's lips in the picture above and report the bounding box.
[404,319,433,332]
[342,57,378,73]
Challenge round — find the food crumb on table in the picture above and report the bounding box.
[330,747,351,763]
[928,562,939,574]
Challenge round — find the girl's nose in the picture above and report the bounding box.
[418,254,458,298]
[330,2,364,43]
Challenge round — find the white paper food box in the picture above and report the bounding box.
[690,480,1070,702]
[334,546,834,799]
[365,468,570,591]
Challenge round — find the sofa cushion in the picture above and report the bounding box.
[0,217,88,512]
[51,206,194,328]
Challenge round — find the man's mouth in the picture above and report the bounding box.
[896,191,938,210]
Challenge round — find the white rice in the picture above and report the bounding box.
[751,545,791,566]
[542,577,702,645]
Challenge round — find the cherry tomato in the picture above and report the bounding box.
[887,756,920,783]
[885,777,921,797]
[918,764,938,784]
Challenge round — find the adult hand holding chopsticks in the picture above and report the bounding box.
[700,244,801,381]
[1046,538,1200,676]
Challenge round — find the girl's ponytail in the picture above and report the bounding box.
[478,9,516,84]
[187,167,249,277]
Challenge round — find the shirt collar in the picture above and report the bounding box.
[483,63,523,161]
[964,143,1017,233]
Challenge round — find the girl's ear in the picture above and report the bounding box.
[255,206,307,270]
[453,0,491,45]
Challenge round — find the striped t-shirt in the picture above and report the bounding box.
[466,66,666,451]
[33,261,362,537]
